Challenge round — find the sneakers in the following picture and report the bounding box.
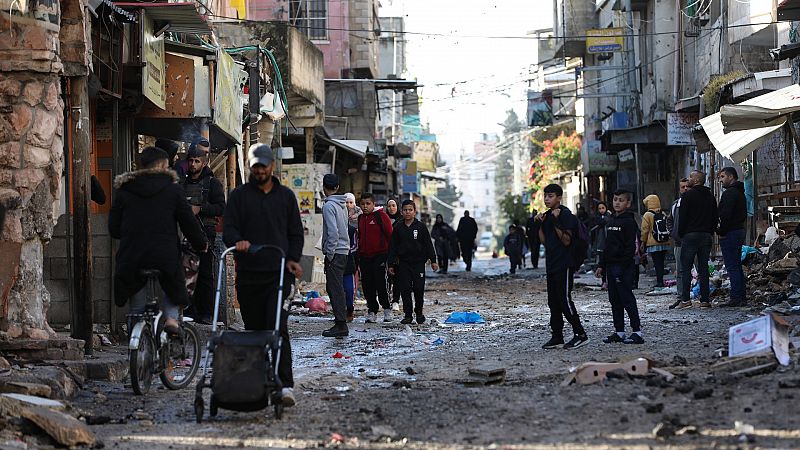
[281,387,296,407]
[400,316,413,325]
[416,314,426,324]
[602,333,625,344]
[668,299,682,309]
[623,333,645,345]
[675,301,693,310]
[383,309,393,323]
[698,301,712,308]
[563,334,590,350]
[542,336,565,349]
[391,302,400,312]
[322,322,349,338]
[365,312,377,323]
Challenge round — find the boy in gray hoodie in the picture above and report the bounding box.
[321,174,351,337]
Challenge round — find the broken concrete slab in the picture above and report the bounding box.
[0,394,65,410]
[563,358,650,386]
[53,350,129,382]
[21,406,96,447]
[468,365,506,378]
[0,381,51,398]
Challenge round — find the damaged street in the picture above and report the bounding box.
[5,257,790,449]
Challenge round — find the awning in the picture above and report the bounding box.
[600,121,666,151]
[420,171,446,181]
[114,2,212,34]
[317,135,367,159]
[698,84,800,163]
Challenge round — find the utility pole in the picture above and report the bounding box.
[69,75,94,355]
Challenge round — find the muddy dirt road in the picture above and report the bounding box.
[72,257,799,449]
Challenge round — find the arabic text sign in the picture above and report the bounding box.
[142,13,166,109]
[214,49,243,144]
[586,28,624,54]
[667,112,699,146]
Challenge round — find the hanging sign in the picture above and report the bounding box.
[586,28,624,54]
[142,12,166,109]
[214,49,244,144]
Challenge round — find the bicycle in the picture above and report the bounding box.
[128,269,201,395]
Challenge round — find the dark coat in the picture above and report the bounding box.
[526,215,540,245]
[181,166,226,236]
[718,181,747,235]
[456,216,479,243]
[109,168,207,307]
[503,231,525,257]
[600,209,638,269]
[431,223,454,260]
[678,185,718,237]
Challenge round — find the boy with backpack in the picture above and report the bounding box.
[503,224,525,274]
[535,184,589,350]
[357,193,395,323]
[595,190,644,344]
[640,195,672,288]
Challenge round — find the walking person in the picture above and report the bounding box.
[385,198,402,311]
[503,224,524,274]
[387,200,438,324]
[456,210,478,271]
[222,144,304,406]
[717,167,747,307]
[640,195,671,288]
[321,174,351,337]
[595,190,643,344]
[526,210,541,269]
[677,170,718,309]
[180,146,226,324]
[431,214,453,274]
[536,184,589,350]
[667,178,690,309]
[592,202,612,288]
[109,147,208,336]
[357,193,394,323]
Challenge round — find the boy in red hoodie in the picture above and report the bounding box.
[357,193,395,323]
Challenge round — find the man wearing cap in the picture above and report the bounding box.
[320,174,351,338]
[154,138,180,169]
[223,144,304,407]
[175,137,210,178]
[109,147,208,334]
[181,146,226,324]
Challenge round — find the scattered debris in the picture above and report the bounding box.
[644,403,664,414]
[463,365,506,387]
[21,406,96,447]
[562,358,655,385]
[712,353,779,377]
[0,382,52,398]
[370,425,398,439]
[405,367,416,375]
[444,312,485,324]
[693,388,713,399]
[0,394,65,410]
[728,313,792,366]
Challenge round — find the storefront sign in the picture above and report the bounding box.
[667,112,699,146]
[581,140,617,175]
[142,12,166,109]
[586,28,624,54]
[214,49,243,144]
[402,160,418,194]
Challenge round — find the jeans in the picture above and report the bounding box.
[546,268,585,338]
[648,249,667,286]
[324,254,348,323]
[720,228,746,301]
[129,285,179,320]
[606,263,641,333]
[359,254,390,313]
[680,232,712,303]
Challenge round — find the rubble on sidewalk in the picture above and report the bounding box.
[561,357,671,385]
[463,365,506,386]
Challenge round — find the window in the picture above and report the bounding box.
[290,0,328,40]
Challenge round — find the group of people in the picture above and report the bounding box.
[431,212,480,273]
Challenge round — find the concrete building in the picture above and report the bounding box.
[450,135,499,234]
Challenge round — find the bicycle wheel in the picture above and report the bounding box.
[130,324,155,395]
[160,321,201,390]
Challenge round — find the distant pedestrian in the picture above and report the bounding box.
[677,170,718,309]
[345,192,362,227]
[667,178,690,309]
[357,193,394,323]
[456,211,478,271]
[385,198,402,311]
[431,214,454,274]
[525,210,541,269]
[717,167,747,307]
[596,190,643,344]
[387,200,438,324]
[321,174,351,337]
[536,184,589,350]
[591,202,611,288]
[503,224,524,274]
[640,194,671,288]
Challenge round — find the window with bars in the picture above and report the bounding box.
[289,0,328,40]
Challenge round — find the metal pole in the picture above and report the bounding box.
[634,143,642,215]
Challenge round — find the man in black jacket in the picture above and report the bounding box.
[717,167,747,307]
[677,170,718,309]
[666,178,689,309]
[223,144,304,407]
[456,211,478,271]
[181,147,226,324]
[109,147,208,334]
[387,200,438,324]
[595,190,643,344]
[526,210,541,269]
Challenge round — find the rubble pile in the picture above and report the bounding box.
[743,235,800,312]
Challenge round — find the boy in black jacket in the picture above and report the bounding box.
[595,190,643,344]
[387,200,438,324]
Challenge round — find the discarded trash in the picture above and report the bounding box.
[464,365,506,386]
[562,358,656,386]
[728,313,791,366]
[332,352,344,359]
[444,311,486,324]
[741,246,760,261]
[646,286,677,296]
[431,337,445,346]
[663,279,678,287]
[306,297,329,313]
[304,290,321,301]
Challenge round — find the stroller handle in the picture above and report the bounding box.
[220,244,286,259]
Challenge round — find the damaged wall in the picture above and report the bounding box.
[0,0,81,338]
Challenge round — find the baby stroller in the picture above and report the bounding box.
[194,244,287,422]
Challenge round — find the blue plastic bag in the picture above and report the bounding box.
[304,290,321,301]
[444,311,486,324]
[741,246,759,261]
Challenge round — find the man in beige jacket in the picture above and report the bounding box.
[640,195,672,289]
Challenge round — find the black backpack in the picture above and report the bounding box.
[570,219,590,271]
[651,211,670,243]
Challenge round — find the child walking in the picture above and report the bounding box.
[595,190,644,344]
[387,200,438,324]
[503,224,524,274]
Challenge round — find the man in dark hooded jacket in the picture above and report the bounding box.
[717,167,747,306]
[109,147,207,332]
[456,211,478,271]
[181,146,226,323]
